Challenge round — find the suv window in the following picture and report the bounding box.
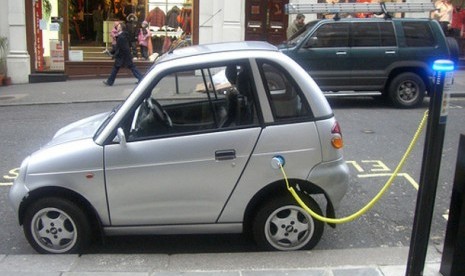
[402,22,435,47]
[259,62,311,120]
[305,23,349,48]
[352,22,396,47]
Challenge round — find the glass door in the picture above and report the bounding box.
[33,0,65,71]
[245,0,288,45]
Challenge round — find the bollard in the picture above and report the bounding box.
[406,60,454,276]
[440,134,465,276]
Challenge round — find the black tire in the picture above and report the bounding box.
[446,37,460,65]
[388,72,425,108]
[253,195,324,251]
[23,197,91,254]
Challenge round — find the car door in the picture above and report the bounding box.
[103,65,262,226]
[290,22,351,91]
[350,21,399,90]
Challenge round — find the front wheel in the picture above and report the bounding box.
[253,195,324,251]
[23,197,91,254]
[387,72,425,108]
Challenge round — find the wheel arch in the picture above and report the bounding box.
[19,187,104,240]
[384,66,431,95]
[243,179,337,235]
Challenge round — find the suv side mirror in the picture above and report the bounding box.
[304,37,318,48]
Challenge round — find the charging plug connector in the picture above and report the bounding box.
[271,155,285,169]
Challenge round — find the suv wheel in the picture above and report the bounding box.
[446,37,460,65]
[253,195,324,251]
[23,197,91,254]
[388,72,425,108]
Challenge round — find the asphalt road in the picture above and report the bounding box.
[1,97,464,254]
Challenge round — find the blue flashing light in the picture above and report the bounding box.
[432,60,455,72]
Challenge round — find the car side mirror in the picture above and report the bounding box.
[116,128,127,146]
[304,37,318,48]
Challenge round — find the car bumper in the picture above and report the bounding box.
[8,178,29,223]
[307,158,349,210]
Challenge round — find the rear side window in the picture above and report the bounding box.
[259,61,312,121]
[352,22,396,47]
[402,22,435,47]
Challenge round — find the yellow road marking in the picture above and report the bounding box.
[357,173,419,190]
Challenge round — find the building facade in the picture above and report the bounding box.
[0,0,458,84]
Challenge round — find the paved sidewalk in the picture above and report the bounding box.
[0,77,459,275]
[0,247,444,275]
[0,70,464,106]
[0,78,135,106]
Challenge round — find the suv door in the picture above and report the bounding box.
[291,22,351,91]
[350,21,398,91]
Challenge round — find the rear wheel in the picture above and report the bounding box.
[253,195,324,251]
[23,197,91,254]
[446,37,459,65]
[388,72,425,108]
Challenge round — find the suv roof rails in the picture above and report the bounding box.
[285,2,436,20]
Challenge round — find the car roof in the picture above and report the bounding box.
[156,41,279,64]
[312,17,431,24]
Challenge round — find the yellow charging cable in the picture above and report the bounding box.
[282,110,429,224]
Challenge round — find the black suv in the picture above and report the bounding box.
[279,18,458,108]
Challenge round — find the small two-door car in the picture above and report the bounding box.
[9,41,349,254]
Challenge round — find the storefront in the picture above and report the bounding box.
[17,0,465,82]
[26,0,198,81]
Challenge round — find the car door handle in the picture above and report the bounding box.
[385,50,396,54]
[215,149,236,161]
[336,51,347,55]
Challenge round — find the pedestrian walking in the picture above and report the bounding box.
[103,22,143,86]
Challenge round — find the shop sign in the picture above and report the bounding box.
[69,50,84,62]
[50,40,64,70]
[34,0,44,71]
[49,23,60,32]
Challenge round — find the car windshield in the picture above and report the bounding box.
[287,20,319,46]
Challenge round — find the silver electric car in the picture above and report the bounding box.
[9,41,349,254]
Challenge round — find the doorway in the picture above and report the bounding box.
[244,0,289,45]
[32,0,65,72]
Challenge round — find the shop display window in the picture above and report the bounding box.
[65,0,193,61]
[33,0,65,72]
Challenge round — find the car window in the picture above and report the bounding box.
[259,61,312,121]
[287,20,320,44]
[379,22,396,46]
[304,23,349,48]
[402,21,435,47]
[127,63,259,141]
[352,22,396,47]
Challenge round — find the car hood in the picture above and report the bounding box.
[276,43,288,49]
[46,112,110,147]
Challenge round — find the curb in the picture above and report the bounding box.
[0,247,443,275]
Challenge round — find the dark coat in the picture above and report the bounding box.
[114,31,134,68]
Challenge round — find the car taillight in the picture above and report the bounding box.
[331,121,344,149]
